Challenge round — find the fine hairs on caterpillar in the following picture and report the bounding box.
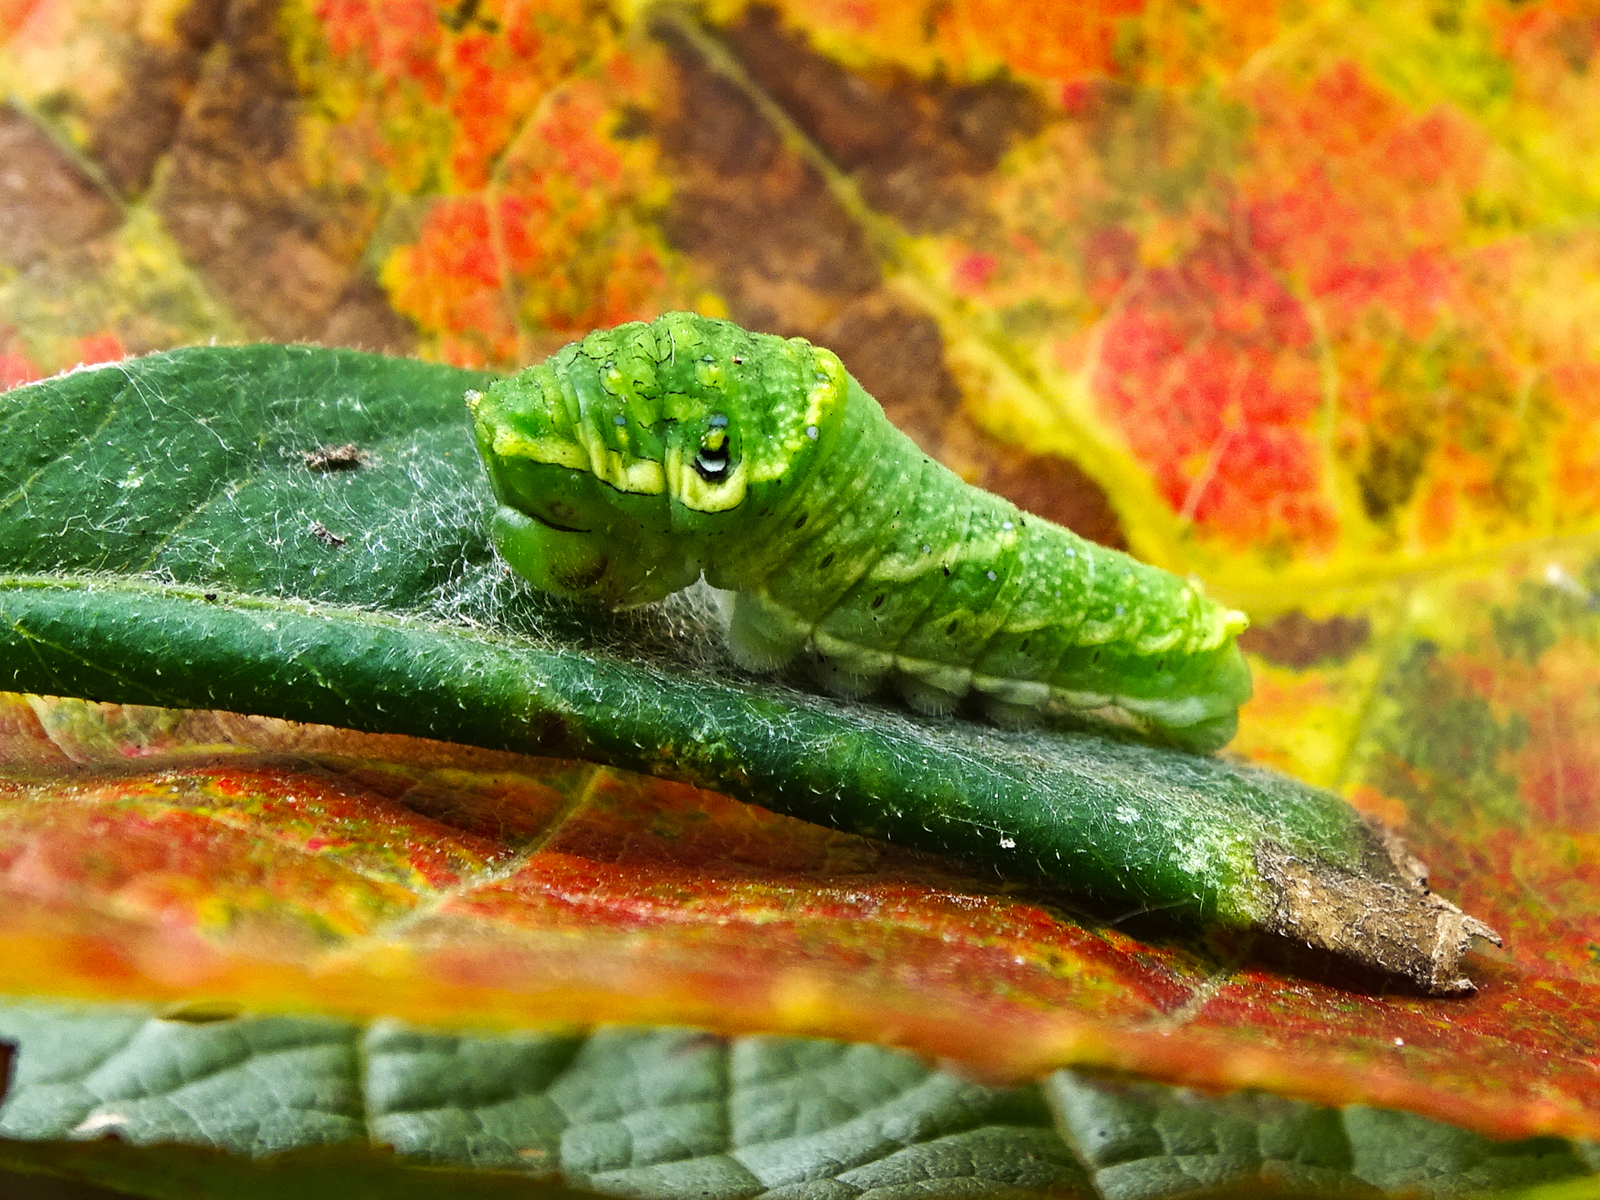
[468,312,1252,753]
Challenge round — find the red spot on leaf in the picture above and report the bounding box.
[0,351,40,391]
[1094,228,1335,549]
[357,53,675,366]
[943,0,1144,83]
[385,196,518,365]
[309,0,602,190]
[1083,226,1138,305]
[952,251,999,293]
[1058,78,1097,115]
[74,332,125,366]
[0,0,44,40]
[315,0,445,95]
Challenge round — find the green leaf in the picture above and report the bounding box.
[0,1002,1090,1200]
[1044,1072,1596,1200]
[0,345,1490,989]
[0,1007,363,1153]
[2,1000,1591,1199]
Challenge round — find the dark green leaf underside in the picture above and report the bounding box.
[0,1001,1591,1200]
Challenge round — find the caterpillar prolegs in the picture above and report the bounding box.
[468,313,1252,752]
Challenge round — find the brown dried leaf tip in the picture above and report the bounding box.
[1257,823,1501,996]
[301,443,369,472]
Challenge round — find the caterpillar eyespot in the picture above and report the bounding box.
[468,312,1252,753]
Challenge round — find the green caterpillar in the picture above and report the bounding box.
[468,313,1252,752]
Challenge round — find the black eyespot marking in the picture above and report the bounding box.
[694,452,728,481]
[945,619,960,635]
[871,594,885,609]
[1020,638,1030,653]
[793,513,808,530]
[819,552,835,569]
[694,417,732,482]
[942,566,951,577]
[1092,650,1102,664]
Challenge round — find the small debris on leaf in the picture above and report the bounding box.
[301,443,369,472]
[308,520,347,548]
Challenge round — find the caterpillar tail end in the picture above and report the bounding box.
[1138,641,1252,754]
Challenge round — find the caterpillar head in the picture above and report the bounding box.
[470,312,845,607]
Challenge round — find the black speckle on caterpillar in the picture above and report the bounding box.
[468,312,1252,752]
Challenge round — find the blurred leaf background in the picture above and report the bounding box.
[1,0,1599,1197]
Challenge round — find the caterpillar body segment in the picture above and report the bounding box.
[469,312,1252,753]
